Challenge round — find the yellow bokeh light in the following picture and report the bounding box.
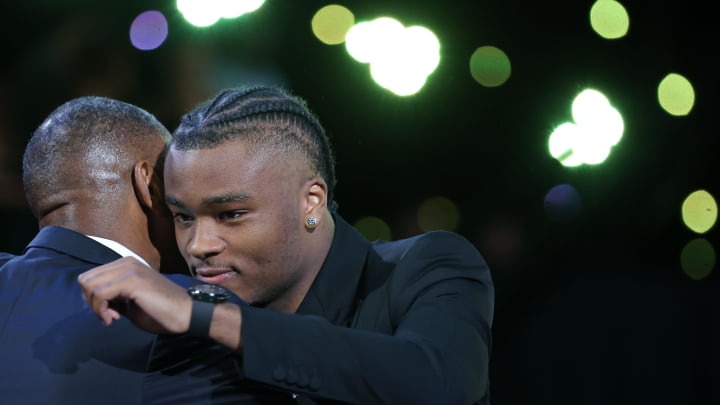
[589,0,630,40]
[312,4,355,45]
[657,73,695,116]
[469,46,511,87]
[681,189,717,234]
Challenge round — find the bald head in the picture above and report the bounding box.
[23,96,171,220]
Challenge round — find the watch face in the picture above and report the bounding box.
[188,284,230,303]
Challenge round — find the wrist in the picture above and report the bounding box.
[209,302,244,352]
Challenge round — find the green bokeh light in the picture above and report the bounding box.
[657,73,695,116]
[469,46,511,87]
[590,0,630,40]
[681,238,715,280]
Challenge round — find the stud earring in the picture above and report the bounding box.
[305,216,318,228]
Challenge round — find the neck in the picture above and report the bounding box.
[39,202,161,270]
[279,211,336,314]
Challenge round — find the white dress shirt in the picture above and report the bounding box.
[86,235,151,269]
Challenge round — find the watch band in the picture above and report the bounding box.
[188,299,215,338]
[186,284,230,338]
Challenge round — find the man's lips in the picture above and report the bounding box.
[194,267,234,284]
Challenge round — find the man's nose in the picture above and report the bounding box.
[187,220,224,258]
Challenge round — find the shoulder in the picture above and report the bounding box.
[359,231,494,331]
[372,230,486,267]
[0,253,15,278]
[368,230,492,294]
[165,273,198,288]
[0,252,15,266]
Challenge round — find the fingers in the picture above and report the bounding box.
[99,304,121,326]
[77,257,149,322]
[78,256,193,334]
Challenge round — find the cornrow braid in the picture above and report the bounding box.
[171,85,338,211]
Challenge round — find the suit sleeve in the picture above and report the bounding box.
[241,232,494,404]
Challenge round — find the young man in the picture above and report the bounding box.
[0,96,283,404]
[79,86,495,404]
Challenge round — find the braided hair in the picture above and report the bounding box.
[171,86,338,210]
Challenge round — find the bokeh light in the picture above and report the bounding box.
[354,216,392,241]
[345,17,440,96]
[681,238,715,280]
[681,189,717,234]
[548,88,624,167]
[469,46,511,87]
[129,10,169,51]
[177,0,265,27]
[417,196,460,232]
[544,184,582,223]
[219,0,264,19]
[312,4,355,45]
[589,0,630,40]
[657,73,695,116]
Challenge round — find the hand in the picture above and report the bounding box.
[77,256,192,334]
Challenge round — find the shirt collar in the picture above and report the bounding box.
[86,235,151,269]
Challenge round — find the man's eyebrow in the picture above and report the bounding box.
[165,192,253,209]
[202,192,253,206]
[165,195,186,209]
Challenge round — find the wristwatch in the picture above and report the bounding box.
[188,284,230,303]
[187,284,230,338]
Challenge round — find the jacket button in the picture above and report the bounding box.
[297,372,308,388]
[286,369,298,385]
[308,374,321,391]
[272,366,286,381]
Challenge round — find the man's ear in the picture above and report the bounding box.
[304,177,328,217]
[133,160,157,210]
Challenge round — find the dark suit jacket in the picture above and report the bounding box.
[0,226,286,405]
[0,252,14,266]
[240,214,494,404]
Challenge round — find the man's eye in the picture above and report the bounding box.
[173,213,193,224]
[220,211,245,221]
